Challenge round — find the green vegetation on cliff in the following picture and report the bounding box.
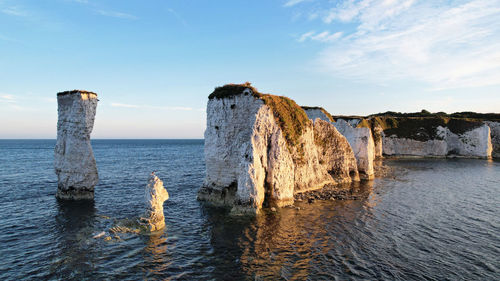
[209,83,310,157]
[330,109,492,141]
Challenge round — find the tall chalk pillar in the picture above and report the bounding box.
[54,90,99,200]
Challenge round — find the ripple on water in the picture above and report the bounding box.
[0,141,499,280]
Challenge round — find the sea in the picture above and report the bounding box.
[0,139,499,280]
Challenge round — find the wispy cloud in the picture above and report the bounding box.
[0,94,16,103]
[1,6,28,17]
[284,0,311,7]
[97,10,138,20]
[167,8,187,26]
[294,0,500,90]
[298,30,343,42]
[111,103,196,111]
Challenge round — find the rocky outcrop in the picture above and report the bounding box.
[333,119,375,180]
[377,117,492,158]
[54,90,98,200]
[301,107,333,123]
[303,109,375,179]
[141,173,169,231]
[313,119,359,182]
[372,124,384,158]
[484,121,500,158]
[199,84,359,214]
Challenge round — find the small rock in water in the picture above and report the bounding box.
[270,207,277,212]
[93,231,105,239]
[140,172,169,232]
[104,236,112,241]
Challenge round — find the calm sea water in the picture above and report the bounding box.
[0,139,499,280]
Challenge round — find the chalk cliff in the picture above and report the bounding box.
[484,121,500,158]
[199,84,358,214]
[333,119,375,180]
[54,90,98,199]
[374,117,492,158]
[142,174,169,231]
[303,108,375,179]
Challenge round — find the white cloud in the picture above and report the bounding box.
[97,10,138,20]
[111,103,195,111]
[299,31,343,42]
[298,0,500,90]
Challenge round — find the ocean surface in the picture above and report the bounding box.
[0,139,499,280]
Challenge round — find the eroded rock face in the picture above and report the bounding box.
[372,124,384,158]
[333,119,375,180]
[302,108,332,123]
[382,124,492,158]
[484,121,500,158]
[142,174,169,231]
[54,90,98,199]
[313,119,359,183]
[199,86,359,214]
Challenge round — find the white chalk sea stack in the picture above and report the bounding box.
[302,108,376,179]
[54,90,98,200]
[142,174,169,231]
[199,84,360,215]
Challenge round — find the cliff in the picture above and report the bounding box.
[54,90,99,199]
[199,84,359,214]
[303,108,375,179]
[334,112,498,159]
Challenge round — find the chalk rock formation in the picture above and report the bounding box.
[333,119,375,180]
[380,118,492,158]
[484,121,500,158]
[372,124,384,158]
[142,174,169,231]
[313,119,359,182]
[199,84,359,214]
[54,90,98,199]
[303,108,375,179]
[302,107,333,123]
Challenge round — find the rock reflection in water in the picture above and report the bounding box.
[205,180,375,280]
[51,200,97,280]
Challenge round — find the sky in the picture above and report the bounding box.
[1,0,499,138]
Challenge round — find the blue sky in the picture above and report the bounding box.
[1,0,499,138]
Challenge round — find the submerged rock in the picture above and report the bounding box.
[141,173,169,231]
[199,83,359,214]
[54,90,99,200]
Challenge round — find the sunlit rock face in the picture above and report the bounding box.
[372,124,384,158]
[333,119,375,180]
[199,85,359,214]
[143,174,169,231]
[313,119,359,183]
[303,108,373,179]
[484,121,500,158]
[54,90,98,200]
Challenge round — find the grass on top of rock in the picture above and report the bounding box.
[208,82,262,100]
[370,116,484,141]
[57,90,97,96]
[209,83,311,159]
[261,94,310,159]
